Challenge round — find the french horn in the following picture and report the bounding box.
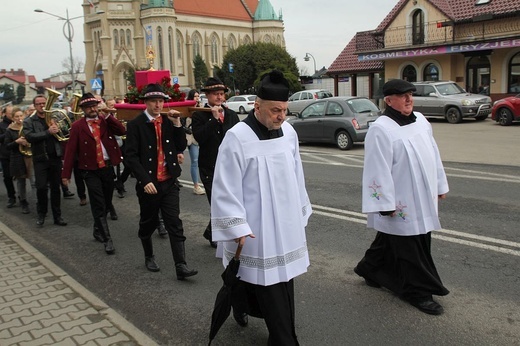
[69,93,84,121]
[44,88,72,142]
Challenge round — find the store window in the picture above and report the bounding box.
[508,52,520,93]
[466,56,490,94]
[423,63,439,81]
[402,65,417,82]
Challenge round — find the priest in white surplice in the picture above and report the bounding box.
[354,79,450,316]
[211,70,311,345]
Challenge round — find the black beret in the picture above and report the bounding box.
[383,79,416,96]
[257,70,290,101]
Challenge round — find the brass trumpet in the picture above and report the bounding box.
[18,127,32,157]
[44,88,72,142]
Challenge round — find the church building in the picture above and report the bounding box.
[82,0,285,98]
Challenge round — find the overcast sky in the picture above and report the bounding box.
[0,0,397,80]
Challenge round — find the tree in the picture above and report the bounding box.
[16,85,25,104]
[0,84,15,104]
[215,42,302,94]
[61,57,85,75]
[193,54,209,89]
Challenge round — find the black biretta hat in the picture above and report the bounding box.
[200,77,228,92]
[257,70,290,101]
[140,83,170,100]
[78,92,101,108]
[382,79,416,96]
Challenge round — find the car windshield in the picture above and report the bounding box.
[346,99,379,113]
[317,91,332,99]
[435,83,465,95]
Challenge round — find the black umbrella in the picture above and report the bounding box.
[208,243,244,345]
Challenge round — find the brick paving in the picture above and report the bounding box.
[0,222,157,346]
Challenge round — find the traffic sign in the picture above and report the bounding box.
[90,78,102,90]
[173,76,179,84]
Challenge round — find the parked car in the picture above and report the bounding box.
[491,94,520,126]
[225,94,256,114]
[412,81,492,123]
[199,93,208,106]
[287,89,332,115]
[286,96,380,150]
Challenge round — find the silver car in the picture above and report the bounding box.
[287,96,380,150]
[287,89,332,115]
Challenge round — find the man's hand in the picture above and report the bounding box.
[211,105,224,120]
[143,182,158,194]
[167,110,182,127]
[15,137,28,146]
[61,178,69,187]
[48,120,59,134]
[177,153,184,164]
[235,233,256,245]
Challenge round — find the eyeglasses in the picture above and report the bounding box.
[34,103,46,106]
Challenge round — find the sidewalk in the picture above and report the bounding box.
[0,221,157,346]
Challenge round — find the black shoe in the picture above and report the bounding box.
[7,197,16,208]
[63,191,75,198]
[157,224,168,238]
[93,226,104,243]
[53,218,67,226]
[108,206,118,220]
[175,263,198,280]
[20,200,30,214]
[233,311,248,327]
[407,298,444,315]
[203,228,217,248]
[354,266,381,288]
[104,239,115,255]
[36,214,45,226]
[145,256,160,272]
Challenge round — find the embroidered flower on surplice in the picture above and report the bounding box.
[368,181,382,200]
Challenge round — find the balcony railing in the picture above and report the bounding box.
[356,15,520,53]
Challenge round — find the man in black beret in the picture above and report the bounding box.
[192,77,240,248]
[210,70,312,344]
[354,79,450,315]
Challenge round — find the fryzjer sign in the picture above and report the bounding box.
[358,38,520,61]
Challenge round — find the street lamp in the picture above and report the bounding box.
[34,8,104,97]
[304,53,317,74]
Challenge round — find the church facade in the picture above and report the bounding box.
[82,0,285,98]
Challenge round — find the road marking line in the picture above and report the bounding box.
[311,204,520,255]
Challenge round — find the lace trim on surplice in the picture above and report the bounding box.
[224,243,308,271]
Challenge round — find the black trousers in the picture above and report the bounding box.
[136,178,185,242]
[199,166,214,231]
[34,156,62,219]
[1,158,16,199]
[238,280,299,346]
[73,160,87,199]
[355,231,449,300]
[81,166,115,227]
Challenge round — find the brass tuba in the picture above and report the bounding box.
[69,93,84,121]
[18,127,32,157]
[44,88,72,142]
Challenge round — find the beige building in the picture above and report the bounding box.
[82,0,285,99]
[328,0,520,102]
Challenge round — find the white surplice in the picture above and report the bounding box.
[362,112,449,236]
[211,122,312,286]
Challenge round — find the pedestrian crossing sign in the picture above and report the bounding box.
[90,78,103,90]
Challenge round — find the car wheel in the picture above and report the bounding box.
[497,108,513,126]
[239,106,246,114]
[445,107,462,124]
[336,131,353,150]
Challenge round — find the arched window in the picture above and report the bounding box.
[126,29,132,47]
[412,10,424,45]
[157,27,164,70]
[192,33,201,57]
[113,29,119,48]
[243,35,252,45]
[210,35,218,64]
[402,65,417,82]
[120,29,125,46]
[168,27,174,73]
[176,31,183,60]
[508,52,520,93]
[228,34,236,50]
[423,63,439,81]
